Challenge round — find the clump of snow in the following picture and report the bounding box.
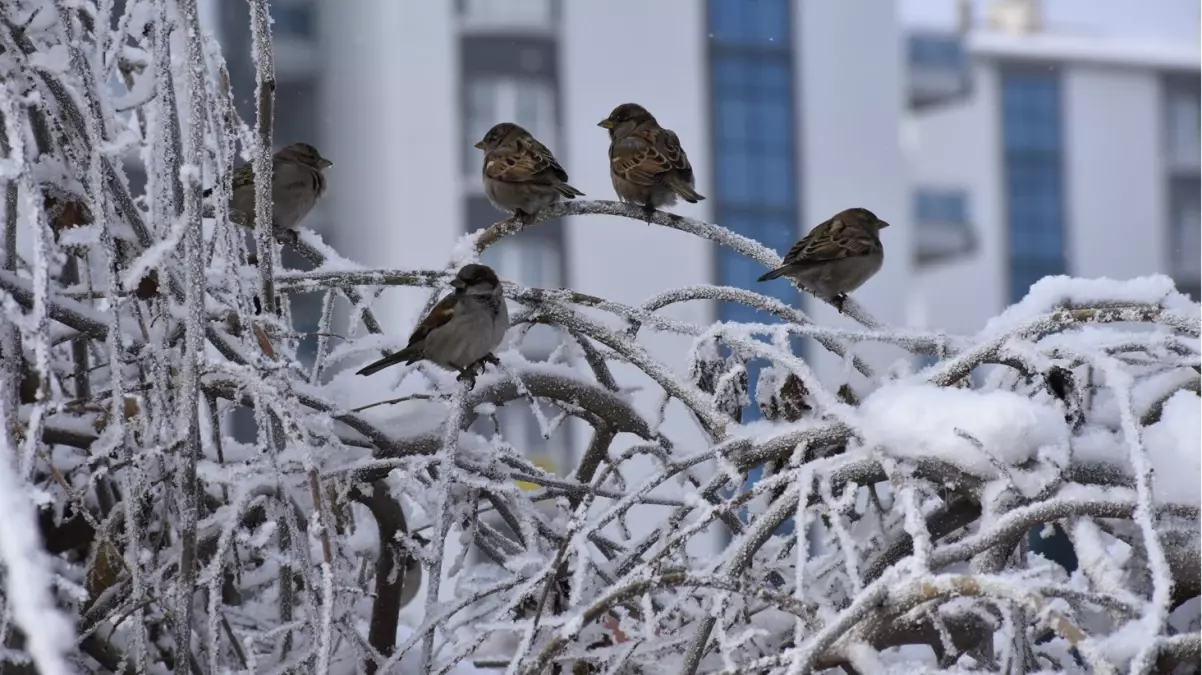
[1141,390,1201,507]
[858,383,1070,477]
[981,275,1196,338]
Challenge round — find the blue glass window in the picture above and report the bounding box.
[709,0,790,46]
[914,189,968,224]
[908,33,966,69]
[709,0,799,537]
[273,4,314,39]
[1001,70,1078,574]
[1001,67,1066,303]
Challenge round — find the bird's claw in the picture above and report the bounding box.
[833,294,847,314]
[455,368,478,389]
[273,228,299,247]
[642,204,655,224]
[481,353,501,366]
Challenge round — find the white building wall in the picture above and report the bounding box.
[1064,66,1167,279]
[561,0,718,551]
[908,63,1007,335]
[321,0,462,335]
[797,0,912,379]
[908,53,1194,337]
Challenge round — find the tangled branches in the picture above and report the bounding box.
[0,1,1199,674]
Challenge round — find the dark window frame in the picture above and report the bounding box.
[1162,72,1201,298]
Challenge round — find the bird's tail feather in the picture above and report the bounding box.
[756,266,789,282]
[556,182,585,198]
[667,177,705,204]
[356,347,419,376]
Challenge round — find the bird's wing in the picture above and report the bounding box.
[650,127,694,177]
[783,218,880,266]
[610,125,691,186]
[230,163,256,192]
[405,292,459,349]
[204,163,254,198]
[521,134,570,183]
[485,137,565,184]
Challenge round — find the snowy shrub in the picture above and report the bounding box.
[0,2,1199,674]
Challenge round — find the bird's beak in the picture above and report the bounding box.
[451,278,467,291]
[473,140,486,150]
[597,119,615,129]
[877,220,891,229]
[319,158,334,169]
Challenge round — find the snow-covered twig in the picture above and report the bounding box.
[248,0,277,314]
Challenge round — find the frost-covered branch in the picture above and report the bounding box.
[0,3,1196,672]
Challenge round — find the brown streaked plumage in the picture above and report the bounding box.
[205,142,333,240]
[757,207,890,313]
[475,123,584,223]
[598,103,704,221]
[356,264,509,387]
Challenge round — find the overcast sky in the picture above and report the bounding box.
[901,0,1201,44]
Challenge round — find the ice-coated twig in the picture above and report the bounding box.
[419,378,472,674]
[636,284,880,377]
[248,0,277,314]
[1093,355,1174,673]
[171,0,211,665]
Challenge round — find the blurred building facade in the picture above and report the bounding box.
[206,0,1199,555]
[309,0,908,504]
[904,12,1201,337]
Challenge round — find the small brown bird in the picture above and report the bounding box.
[205,142,333,240]
[356,264,509,385]
[757,207,889,313]
[475,123,584,223]
[599,103,704,221]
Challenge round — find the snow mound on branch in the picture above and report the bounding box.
[859,383,1070,477]
[1142,390,1201,508]
[981,274,1198,338]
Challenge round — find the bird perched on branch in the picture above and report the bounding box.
[599,103,704,221]
[355,264,509,386]
[205,142,333,242]
[757,207,889,314]
[475,123,584,223]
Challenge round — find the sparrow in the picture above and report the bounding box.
[475,122,584,223]
[757,207,889,313]
[599,103,705,221]
[356,264,509,385]
[205,142,333,241]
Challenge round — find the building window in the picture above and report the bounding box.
[906,31,972,111]
[913,187,975,267]
[1170,176,1201,295]
[915,189,968,224]
[1000,67,1066,304]
[907,33,966,70]
[1164,75,1200,300]
[460,0,555,29]
[708,0,801,421]
[708,0,799,536]
[1165,76,1201,170]
[272,2,314,39]
[463,77,557,182]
